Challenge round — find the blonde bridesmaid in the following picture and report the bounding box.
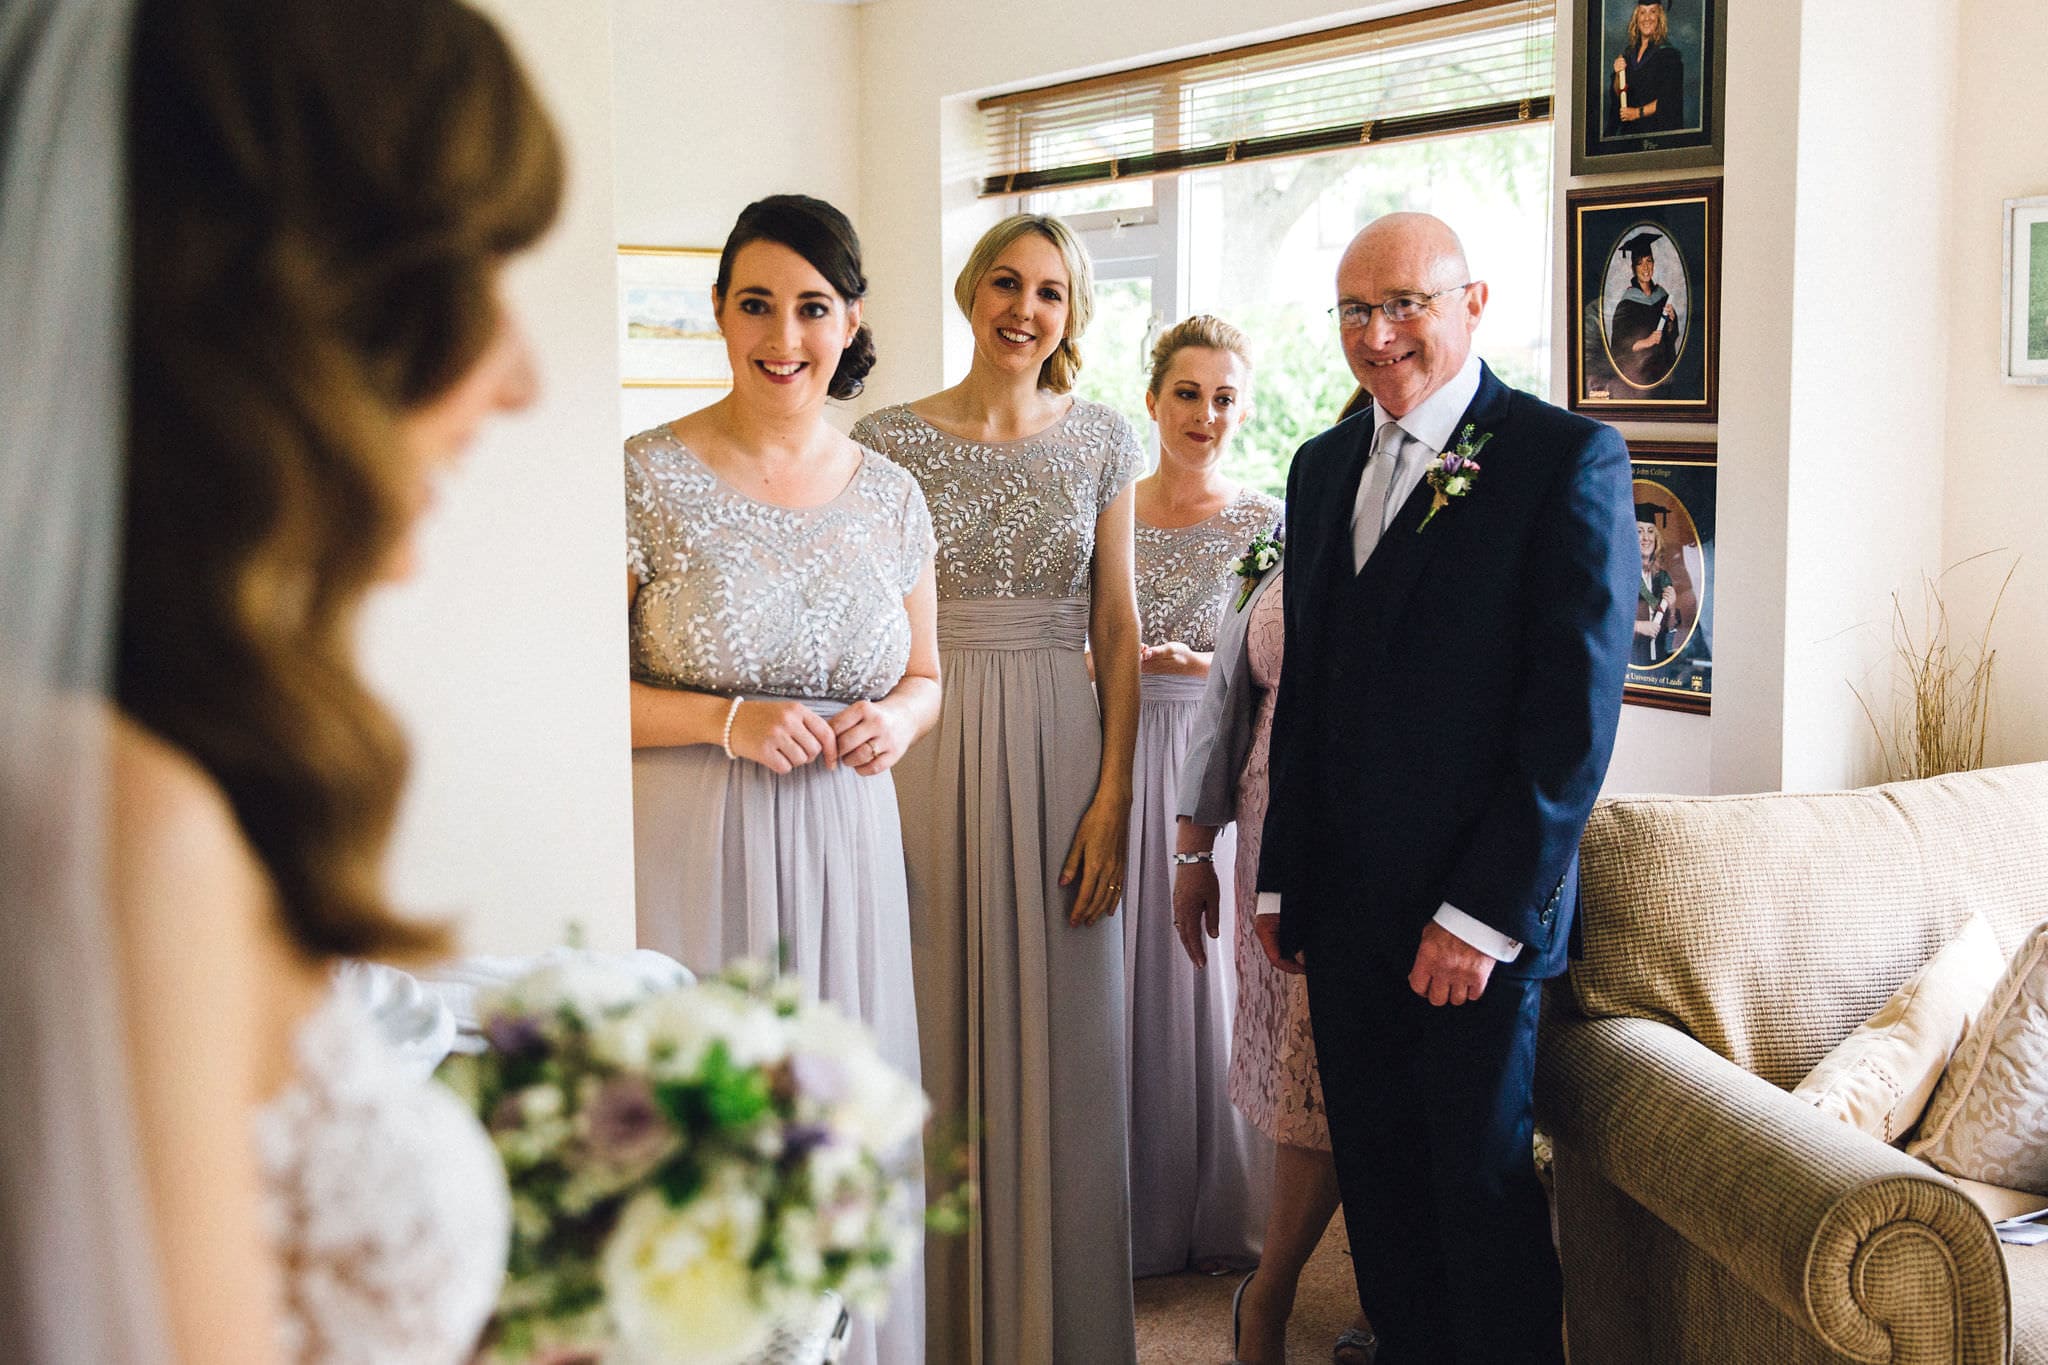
[852,213,1142,1365]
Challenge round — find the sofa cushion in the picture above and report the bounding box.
[1791,912,2006,1142]
[1571,763,2048,1090]
[1910,919,2048,1193]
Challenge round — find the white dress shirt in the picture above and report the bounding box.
[1257,354,1522,964]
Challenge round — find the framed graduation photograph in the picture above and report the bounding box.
[1624,442,1714,714]
[1568,178,1721,422]
[2004,195,2048,385]
[1571,0,1725,174]
[617,245,730,388]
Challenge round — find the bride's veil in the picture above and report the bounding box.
[0,0,171,1358]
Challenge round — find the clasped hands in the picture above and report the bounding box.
[725,698,907,777]
[1138,640,1205,676]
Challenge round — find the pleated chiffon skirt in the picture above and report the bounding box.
[631,701,924,1365]
[1122,674,1268,1277]
[896,597,1137,1365]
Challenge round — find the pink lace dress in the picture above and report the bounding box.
[1226,572,1330,1150]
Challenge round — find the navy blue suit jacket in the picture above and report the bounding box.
[1256,362,1636,979]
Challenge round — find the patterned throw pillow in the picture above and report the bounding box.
[1792,913,2006,1143]
[1908,919,2048,1193]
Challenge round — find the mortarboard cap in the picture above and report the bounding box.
[1635,501,1669,526]
[1619,231,1663,262]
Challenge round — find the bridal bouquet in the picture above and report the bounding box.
[439,959,930,1365]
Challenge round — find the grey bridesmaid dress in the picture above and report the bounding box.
[851,399,1143,1365]
[1126,487,1279,1276]
[624,426,934,1365]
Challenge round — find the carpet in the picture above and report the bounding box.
[1133,1209,1361,1364]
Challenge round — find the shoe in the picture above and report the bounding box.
[1333,1324,1379,1364]
[1230,1270,1256,1365]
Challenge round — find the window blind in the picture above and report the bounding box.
[978,0,1554,199]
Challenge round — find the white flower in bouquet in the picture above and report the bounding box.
[637,981,791,1082]
[493,957,655,1021]
[601,1184,771,1365]
[785,1007,929,1157]
[590,1013,652,1071]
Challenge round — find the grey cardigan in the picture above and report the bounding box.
[1175,559,1281,826]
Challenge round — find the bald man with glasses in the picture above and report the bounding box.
[1254,212,1637,1365]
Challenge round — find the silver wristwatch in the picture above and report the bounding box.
[1171,851,1216,865]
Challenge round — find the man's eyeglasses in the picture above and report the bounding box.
[1329,282,1475,330]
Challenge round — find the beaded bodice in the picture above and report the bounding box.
[1134,488,1282,652]
[624,427,935,702]
[848,400,1143,601]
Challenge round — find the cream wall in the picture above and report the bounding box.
[610,0,863,438]
[1943,0,2048,769]
[1778,0,1957,790]
[361,0,637,954]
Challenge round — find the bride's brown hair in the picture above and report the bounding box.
[119,0,563,959]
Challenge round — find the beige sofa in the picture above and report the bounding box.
[1537,763,2048,1365]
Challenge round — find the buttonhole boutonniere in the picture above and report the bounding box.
[1417,424,1493,533]
[1229,523,1283,611]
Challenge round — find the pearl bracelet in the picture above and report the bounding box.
[1171,851,1215,865]
[721,695,744,760]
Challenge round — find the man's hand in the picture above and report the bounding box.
[1254,913,1306,976]
[1408,920,1495,1006]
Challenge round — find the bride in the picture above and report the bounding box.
[0,0,562,1359]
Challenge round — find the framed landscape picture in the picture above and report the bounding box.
[617,245,729,388]
[2004,196,2048,385]
[1624,441,1715,714]
[1568,178,1721,422]
[1571,0,1725,174]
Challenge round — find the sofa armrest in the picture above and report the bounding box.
[1538,1012,2010,1364]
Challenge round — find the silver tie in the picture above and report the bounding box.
[1352,419,1408,571]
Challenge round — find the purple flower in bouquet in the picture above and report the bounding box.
[484,1011,548,1058]
[585,1075,671,1167]
[781,1121,833,1166]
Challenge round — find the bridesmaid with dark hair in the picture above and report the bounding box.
[625,194,938,1365]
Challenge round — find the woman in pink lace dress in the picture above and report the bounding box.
[1175,561,1376,1365]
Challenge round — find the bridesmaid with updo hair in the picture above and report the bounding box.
[624,193,937,1365]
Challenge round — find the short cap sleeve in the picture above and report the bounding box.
[623,436,680,585]
[896,473,936,596]
[1097,406,1146,515]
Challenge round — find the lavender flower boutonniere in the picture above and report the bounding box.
[1417,424,1493,533]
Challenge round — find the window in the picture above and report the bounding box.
[984,0,1555,495]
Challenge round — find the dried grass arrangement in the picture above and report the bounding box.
[1852,552,2017,782]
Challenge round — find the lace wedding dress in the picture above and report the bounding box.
[255,983,510,1364]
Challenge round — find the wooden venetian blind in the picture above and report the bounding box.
[978,0,1554,198]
